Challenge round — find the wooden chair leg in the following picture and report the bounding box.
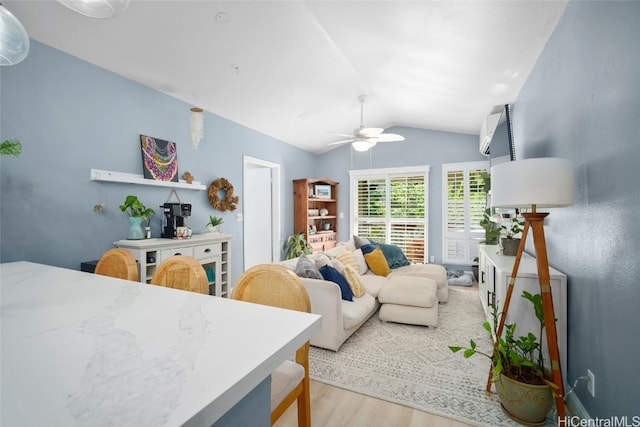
[297,375,311,427]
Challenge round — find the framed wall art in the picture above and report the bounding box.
[140,135,179,182]
[314,184,331,199]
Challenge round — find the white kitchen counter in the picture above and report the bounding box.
[0,262,321,426]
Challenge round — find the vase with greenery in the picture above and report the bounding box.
[283,232,311,260]
[206,215,224,233]
[119,195,155,240]
[449,291,557,424]
[500,217,525,256]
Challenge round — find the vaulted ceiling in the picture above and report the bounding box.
[6,1,567,153]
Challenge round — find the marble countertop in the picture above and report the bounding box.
[0,262,321,426]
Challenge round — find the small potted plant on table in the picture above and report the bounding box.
[206,215,224,233]
[119,195,155,240]
[449,291,557,425]
[500,217,524,256]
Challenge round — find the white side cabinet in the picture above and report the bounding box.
[114,234,232,297]
[478,244,567,374]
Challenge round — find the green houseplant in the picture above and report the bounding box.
[119,195,155,240]
[283,232,312,260]
[206,215,224,233]
[449,291,557,424]
[0,139,22,156]
[500,217,525,256]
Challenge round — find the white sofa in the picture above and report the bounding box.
[278,239,448,351]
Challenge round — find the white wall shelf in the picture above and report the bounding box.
[90,169,206,190]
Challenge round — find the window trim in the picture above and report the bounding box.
[349,165,430,262]
[441,160,489,265]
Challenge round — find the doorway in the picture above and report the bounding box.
[243,156,281,270]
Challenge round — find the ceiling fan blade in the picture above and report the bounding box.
[357,127,384,137]
[377,133,405,143]
[328,138,356,146]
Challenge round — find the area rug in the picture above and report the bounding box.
[309,287,557,427]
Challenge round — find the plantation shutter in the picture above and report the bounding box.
[350,166,429,263]
[442,162,489,264]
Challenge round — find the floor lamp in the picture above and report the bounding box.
[487,157,574,419]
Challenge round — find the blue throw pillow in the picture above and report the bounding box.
[369,239,411,269]
[319,265,354,301]
[359,243,377,255]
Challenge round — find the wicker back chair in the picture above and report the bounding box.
[232,264,311,427]
[94,248,139,281]
[151,255,208,294]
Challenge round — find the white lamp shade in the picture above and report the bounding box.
[491,157,574,209]
[0,5,30,66]
[352,139,376,152]
[57,0,130,19]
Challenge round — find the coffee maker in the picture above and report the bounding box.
[161,202,192,238]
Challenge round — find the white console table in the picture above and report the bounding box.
[478,244,567,374]
[114,234,231,297]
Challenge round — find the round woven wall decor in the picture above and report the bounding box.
[208,178,239,211]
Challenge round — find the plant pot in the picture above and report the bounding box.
[206,225,220,234]
[127,217,145,240]
[501,238,520,256]
[495,373,553,426]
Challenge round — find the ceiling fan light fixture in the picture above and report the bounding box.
[352,140,376,152]
[0,3,30,66]
[57,0,130,19]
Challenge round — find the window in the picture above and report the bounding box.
[349,166,429,263]
[442,161,489,264]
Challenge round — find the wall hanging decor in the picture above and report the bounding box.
[190,107,203,149]
[207,178,239,211]
[140,135,178,182]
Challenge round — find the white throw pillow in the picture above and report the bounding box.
[353,249,368,275]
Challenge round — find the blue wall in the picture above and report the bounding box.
[316,125,485,265]
[513,0,640,417]
[0,41,316,284]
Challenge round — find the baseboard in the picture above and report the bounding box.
[566,391,591,420]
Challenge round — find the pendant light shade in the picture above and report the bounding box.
[57,0,130,19]
[0,4,30,66]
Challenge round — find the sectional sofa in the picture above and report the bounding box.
[278,238,448,351]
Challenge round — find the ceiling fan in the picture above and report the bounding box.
[328,95,405,152]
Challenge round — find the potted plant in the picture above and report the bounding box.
[449,291,557,425]
[480,208,502,245]
[119,195,155,240]
[500,217,524,256]
[283,232,312,260]
[0,139,22,156]
[206,215,224,233]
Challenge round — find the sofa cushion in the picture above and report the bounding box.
[353,249,368,275]
[337,238,357,252]
[330,257,346,274]
[323,245,347,257]
[342,265,365,298]
[342,293,376,330]
[319,265,353,301]
[360,272,387,298]
[314,253,332,269]
[353,235,371,249]
[391,264,447,289]
[370,239,411,269]
[363,247,391,277]
[378,276,437,308]
[294,254,322,279]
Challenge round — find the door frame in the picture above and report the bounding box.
[242,156,281,268]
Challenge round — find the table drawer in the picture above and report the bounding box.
[194,243,221,260]
[159,247,193,262]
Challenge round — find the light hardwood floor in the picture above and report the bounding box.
[274,380,474,427]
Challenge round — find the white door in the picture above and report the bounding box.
[243,157,281,270]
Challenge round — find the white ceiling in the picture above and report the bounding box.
[6,0,567,154]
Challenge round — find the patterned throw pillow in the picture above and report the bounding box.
[334,251,358,272]
[363,247,391,276]
[294,254,322,279]
[342,265,365,298]
[319,264,354,301]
